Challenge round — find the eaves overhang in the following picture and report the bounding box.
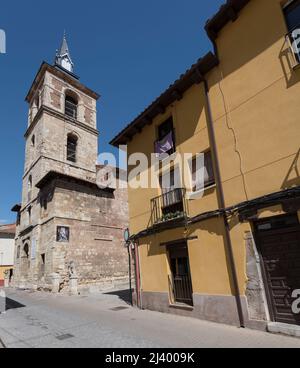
[205,0,250,41]
[110,52,219,147]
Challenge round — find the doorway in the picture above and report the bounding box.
[254,214,300,326]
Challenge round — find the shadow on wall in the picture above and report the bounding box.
[214,0,291,85]
[174,86,206,147]
[279,38,300,89]
[198,217,240,296]
[281,148,300,189]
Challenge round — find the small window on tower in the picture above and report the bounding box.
[28,175,32,191]
[28,175,33,202]
[27,206,32,225]
[23,243,30,259]
[31,135,35,148]
[65,95,78,119]
[67,134,78,163]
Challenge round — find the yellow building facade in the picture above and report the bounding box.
[0,224,16,287]
[111,0,300,330]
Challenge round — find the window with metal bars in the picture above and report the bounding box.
[67,135,78,163]
[65,95,78,119]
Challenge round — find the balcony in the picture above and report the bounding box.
[150,188,187,226]
[285,28,300,69]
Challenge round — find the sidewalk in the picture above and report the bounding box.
[1,288,300,348]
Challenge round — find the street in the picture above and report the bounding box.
[0,288,300,348]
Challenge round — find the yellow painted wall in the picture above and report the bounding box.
[208,0,300,206]
[0,266,12,280]
[127,83,218,235]
[127,0,300,298]
[138,218,251,296]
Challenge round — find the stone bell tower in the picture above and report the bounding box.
[12,35,129,292]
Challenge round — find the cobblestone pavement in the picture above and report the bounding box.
[0,288,300,348]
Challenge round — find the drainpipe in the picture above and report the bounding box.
[133,240,142,309]
[203,78,245,328]
[127,246,133,306]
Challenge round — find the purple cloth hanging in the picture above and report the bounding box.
[155,132,174,157]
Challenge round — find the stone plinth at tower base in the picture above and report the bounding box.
[69,276,79,296]
[50,273,61,294]
[0,289,6,314]
[4,274,9,289]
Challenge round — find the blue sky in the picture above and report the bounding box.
[0,0,224,224]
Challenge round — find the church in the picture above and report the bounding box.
[11,35,129,293]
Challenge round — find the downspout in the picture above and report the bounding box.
[203,78,245,328]
[127,246,133,306]
[134,240,142,309]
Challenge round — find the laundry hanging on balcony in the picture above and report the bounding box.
[155,132,174,157]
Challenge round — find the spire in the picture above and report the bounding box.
[55,32,74,73]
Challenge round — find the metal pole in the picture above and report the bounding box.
[127,245,133,306]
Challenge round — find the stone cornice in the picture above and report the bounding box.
[23,154,96,180]
[24,105,99,139]
[25,62,100,103]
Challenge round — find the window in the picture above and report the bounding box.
[155,118,175,156]
[160,168,181,194]
[42,197,48,211]
[27,207,32,225]
[23,243,29,259]
[191,151,215,192]
[35,95,40,110]
[65,94,78,119]
[17,212,21,226]
[17,246,21,259]
[40,254,46,276]
[28,175,32,191]
[158,118,173,141]
[284,0,300,32]
[284,0,300,63]
[67,134,78,162]
[31,135,35,148]
[28,175,32,201]
[159,168,183,215]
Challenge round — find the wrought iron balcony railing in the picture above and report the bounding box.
[285,27,300,68]
[150,188,187,226]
